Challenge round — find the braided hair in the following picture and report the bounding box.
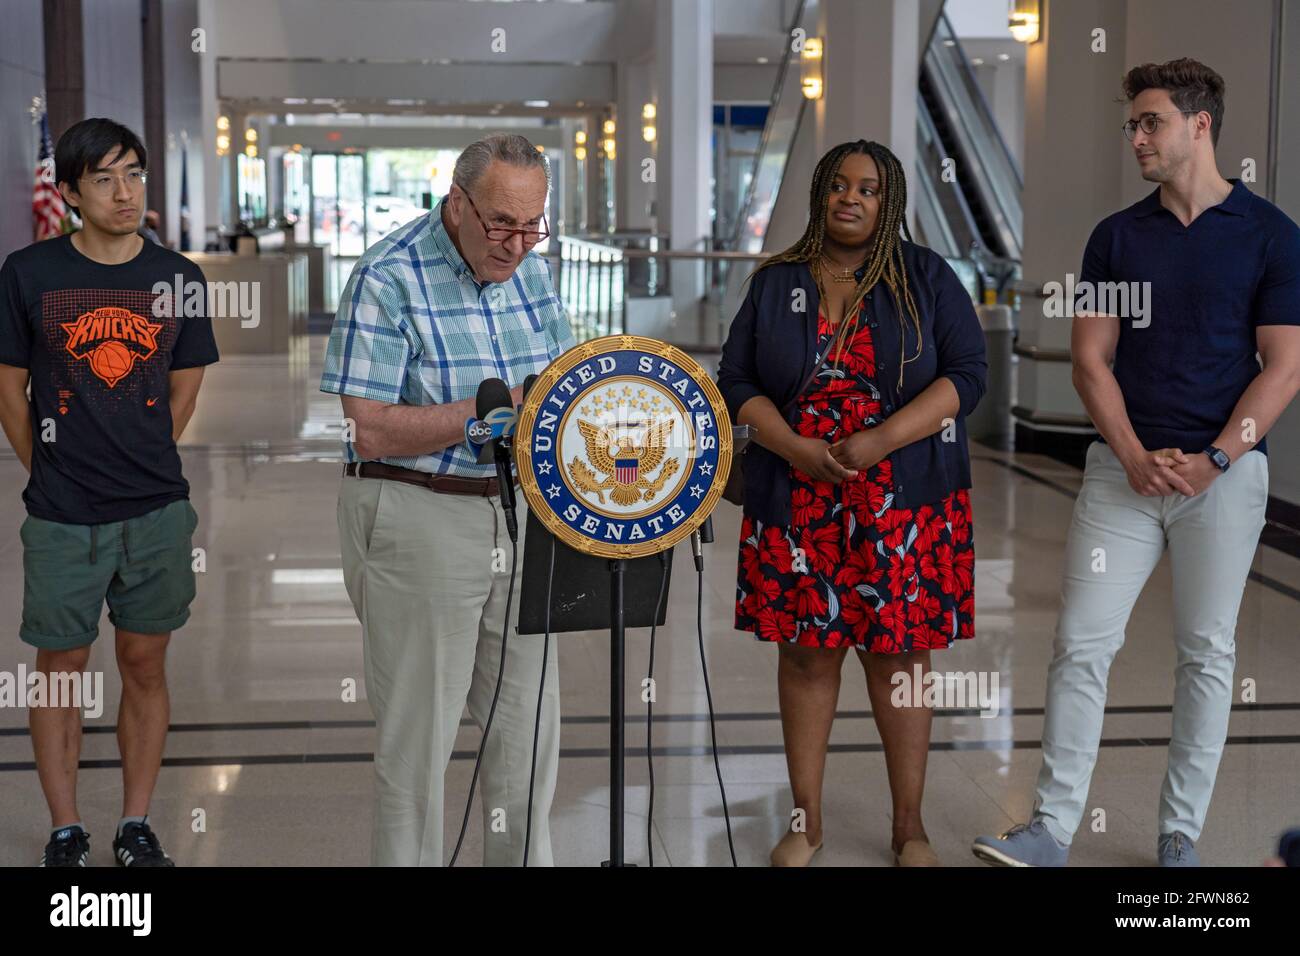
[753,139,922,388]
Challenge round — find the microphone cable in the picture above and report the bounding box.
[693,521,737,866]
[644,550,671,866]
[448,517,518,867]
[522,535,556,866]
[451,375,535,867]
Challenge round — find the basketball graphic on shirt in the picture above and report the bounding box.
[87,340,135,387]
[60,305,162,388]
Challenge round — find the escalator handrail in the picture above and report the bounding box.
[934,11,1023,189]
[915,90,984,259]
[922,52,1022,258]
[726,0,809,252]
[922,12,1023,258]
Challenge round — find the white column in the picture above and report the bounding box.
[1015,0,1127,442]
[655,0,713,314]
[616,57,656,232]
[816,0,919,230]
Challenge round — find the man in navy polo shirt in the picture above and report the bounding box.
[974,58,1300,867]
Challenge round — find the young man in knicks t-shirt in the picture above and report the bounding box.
[0,119,219,867]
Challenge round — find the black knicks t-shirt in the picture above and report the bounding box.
[0,234,220,524]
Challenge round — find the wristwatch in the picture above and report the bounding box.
[1204,445,1230,473]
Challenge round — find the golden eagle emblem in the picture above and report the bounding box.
[568,418,681,507]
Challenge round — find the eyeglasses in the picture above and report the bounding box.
[461,190,549,244]
[1122,111,1196,141]
[79,169,148,195]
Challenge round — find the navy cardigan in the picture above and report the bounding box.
[717,243,988,527]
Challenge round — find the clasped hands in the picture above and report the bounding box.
[1123,447,1221,497]
[785,428,891,484]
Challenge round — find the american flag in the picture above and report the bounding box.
[615,458,639,484]
[33,112,69,242]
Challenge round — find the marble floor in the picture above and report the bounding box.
[1,337,1297,867]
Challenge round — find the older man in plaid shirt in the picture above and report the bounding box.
[322,134,576,866]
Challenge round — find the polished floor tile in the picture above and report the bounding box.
[1,336,1297,866]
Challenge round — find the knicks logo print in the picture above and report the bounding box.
[61,306,162,387]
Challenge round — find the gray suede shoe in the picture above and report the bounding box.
[1157,832,1200,867]
[972,818,1069,867]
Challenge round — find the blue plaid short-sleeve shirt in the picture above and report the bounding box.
[321,197,577,476]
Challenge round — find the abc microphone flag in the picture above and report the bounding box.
[465,379,518,463]
[464,406,517,463]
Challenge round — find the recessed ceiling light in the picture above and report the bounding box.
[524,99,550,108]
[757,56,769,64]
[998,52,1011,61]
[971,57,984,65]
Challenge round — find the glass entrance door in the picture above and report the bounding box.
[311,153,367,258]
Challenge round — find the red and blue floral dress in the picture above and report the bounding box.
[735,303,975,652]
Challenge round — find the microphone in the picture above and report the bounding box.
[464,405,517,461]
[521,373,538,405]
[465,374,519,463]
[475,378,519,543]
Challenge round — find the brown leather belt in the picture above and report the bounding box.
[344,461,510,497]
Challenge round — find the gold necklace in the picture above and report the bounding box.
[820,252,866,283]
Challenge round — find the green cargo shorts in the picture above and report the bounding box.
[20,499,199,651]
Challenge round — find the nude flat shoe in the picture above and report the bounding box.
[770,830,823,867]
[895,838,941,867]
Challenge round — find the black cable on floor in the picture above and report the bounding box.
[696,557,737,867]
[644,550,670,867]
[523,536,556,866]
[448,535,518,867]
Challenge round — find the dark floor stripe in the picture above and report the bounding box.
[3,701,1299,738]
[2,732,1300,772]
[972,454,1083,500]
[973,454,1300,603]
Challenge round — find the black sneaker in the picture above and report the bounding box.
[113,820,174,867]
[40,826,90,867]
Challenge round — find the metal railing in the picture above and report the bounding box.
[552,235,992,353]
[553,237,767,348]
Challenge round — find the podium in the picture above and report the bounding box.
[510,335,750,867]
[516,431,751,866]
[518,513,674,867]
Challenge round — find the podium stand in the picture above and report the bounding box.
[518,511,673,867]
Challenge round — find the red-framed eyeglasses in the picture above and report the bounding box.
[461,190,550,244]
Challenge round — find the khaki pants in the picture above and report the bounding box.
[1035,442,1268,845]
[337,476,560,866]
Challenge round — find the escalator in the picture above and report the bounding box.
[720,2,1023,317]
[914,11,1023,266]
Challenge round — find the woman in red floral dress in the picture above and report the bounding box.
[718,141,986,867]
[736,305,975,652]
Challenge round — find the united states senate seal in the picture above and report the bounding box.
[515,335,733,558]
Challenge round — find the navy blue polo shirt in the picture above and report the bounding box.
[1078,179,1300,455]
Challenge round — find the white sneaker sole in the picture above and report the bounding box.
[971,842,1035,867]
